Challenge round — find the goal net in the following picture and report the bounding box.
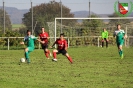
[48,17,133,47]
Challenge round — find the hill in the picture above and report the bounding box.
[72,11,95,17]
[0,6,132,24]
[0,6,28,24]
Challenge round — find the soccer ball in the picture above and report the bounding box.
[20,58,25,63]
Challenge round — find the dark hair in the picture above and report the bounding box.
[60,33,64,36]
[27,30,30,33]
[41,27,44,29]
[117,24,121,27]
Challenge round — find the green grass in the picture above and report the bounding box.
[12,24,25,29]
[0,46,133,88]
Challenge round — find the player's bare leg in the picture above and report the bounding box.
[65,53,73,63]
[52,49,58,61]
[44,48,51,59]
[47,49,52,57]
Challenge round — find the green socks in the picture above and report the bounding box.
[25,52,30,63]
[119,50,123,59]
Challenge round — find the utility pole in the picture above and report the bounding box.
[118,0,120,12]
[3,0,5,34]
[89,0,91,18]
[31,0,33,35]
[60,0,62,33]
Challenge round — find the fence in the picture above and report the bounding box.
[0,36,133,50]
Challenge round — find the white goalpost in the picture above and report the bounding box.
[54,17,133,47]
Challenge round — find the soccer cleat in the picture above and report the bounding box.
[121,54,124,59]
[52,58,57,62]
[26,58,30,63]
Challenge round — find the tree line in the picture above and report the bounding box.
[0,1,132,47]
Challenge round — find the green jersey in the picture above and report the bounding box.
[114,29,125,42]
[24,35,37,48]
[102,31,108,38]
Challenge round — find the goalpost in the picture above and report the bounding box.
[54,17,133,47]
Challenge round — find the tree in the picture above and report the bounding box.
[0,9,12,33]
[83,14,104,30]
[108,12,131,26]
[82,14,104,36]
[1,30,22,47]
[22,1,75,35]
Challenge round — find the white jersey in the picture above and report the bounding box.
[113,29,125,37]
[113,29,125,42]
[24,35,36,41]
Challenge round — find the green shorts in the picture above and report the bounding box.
[27,47,34,52]
[117,41,124,46]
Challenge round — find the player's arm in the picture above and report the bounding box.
[30,35,39,42]
[106,31,109,39]
[37,38,43,43]
[38,35,41,40]
[20,42,24,45]
[37,38,45,44]
[46,33,50,40]
[51,42,56,48]
[32,35,43,43]
[30,35,38,40]
[113,32,116,37]
[37,36,41,42]
[64,40,68,50]
[51,39,58,48]
[20,37,26,45]
[101,32,104,39]
[123,32,127,39]
[124,34,127,39]
[105,31,109,41]
[47,37,50,40]
[37,35,45,44]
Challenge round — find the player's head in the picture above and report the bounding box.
[117,24,121,30]
[41,27,45,32]
[27,30,31,35]
[60,33,64,40]
[103,28,106,31]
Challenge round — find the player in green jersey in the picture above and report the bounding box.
[113,24,127,59]
[20,30,38,63]
[101,28,109,48]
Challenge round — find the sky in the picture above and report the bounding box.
[0,0,132,14]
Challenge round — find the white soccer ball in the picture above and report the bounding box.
[20,58,25,63]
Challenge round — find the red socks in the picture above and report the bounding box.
[45,50,50,58]
[53,51,73,63]
[45,52,49,58]
[67,56,73,63]
[47,50,50,55]
[53,52,57,59]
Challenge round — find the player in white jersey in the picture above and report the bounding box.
[113,24,127,59]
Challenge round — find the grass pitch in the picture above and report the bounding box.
[0,46,133,88]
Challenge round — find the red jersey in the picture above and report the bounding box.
[39,32,49,44]
[55,39,67,50]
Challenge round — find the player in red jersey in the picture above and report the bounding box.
[39,27,51,59]
[51,33,73,63]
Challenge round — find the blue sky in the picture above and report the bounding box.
[0,0,132,14]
